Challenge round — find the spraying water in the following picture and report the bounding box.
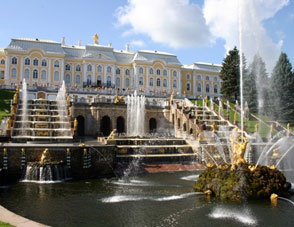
[21,79,28,135]
[126,91,146,137]
[56,81,69,134]
[239,0,244,139]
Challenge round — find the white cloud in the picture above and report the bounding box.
[203,0,289,73]
[130,40,145,47]
[116,0,211,48]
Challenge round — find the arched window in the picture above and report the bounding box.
[163,79,167,87]
[65,64,70,71]
[186,83,190,91]
[24,69,30,79]
[206,84,210,93]
[198,75,202,80]
[33,69,38,79]
[25,58,30,65]
[186,74,190,80]
[116,68,120,75]
[125,78,129,87]
[125,69,130,75]
[156,69,160,75]
[11,68,17,77]
[42,59,47,66]
[65,74,70,84]
[0,59,5,65]
[156,78,160,87]
[214,77,218,82]
[173,80,177,88]
[139,67,143,74]
[54,60,59,67]
[97,65,102,72]
[149,78,153,86]
[173,70,177,77]
[214,84,218,93]
[33,58,38,66]
[149,68,153,75]
[87,75,92,85]
[41,70,46,80]
[76,65,81,71]
[206,76,210,81]
[107,66,112,73]
[116,77,120,86]
[87,64,92,71]
[163,69,167,76]
[12,57,17,65]
[97,75,102,86]
[76,75,80,84]
[107,76,111,86]
[139,77,143,85]
[54,71,59,81]
[197,83,202,92]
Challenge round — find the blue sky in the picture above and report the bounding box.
[1,0,293,72]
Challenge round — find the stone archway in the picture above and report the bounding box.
[77,115,85,136]
[100,115,112,136]
[116,116,125,133]
[149,118,157,133]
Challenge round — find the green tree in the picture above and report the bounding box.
[220,47,240,102]
[271,52,294,122]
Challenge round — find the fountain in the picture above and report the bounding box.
[126,91,145,137]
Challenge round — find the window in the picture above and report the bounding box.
[76,75,80,84]
[156,69,160,75]
[198,75,202,80]
[11,68,17,77]
[25,58,30,65]
[214,85,218,93]
[206,76,209,81]
[0,71,4,80]
[97,65,102,72]
[33,69,38,79]
[41,70,46,80]
[149,68,153,75]
[0,59,5,65]
[139,67,143,74]
[107,76,111,86]
[116,68,120,75]
[186,83,190,91]
[125,69,130,75]
[197,83,202,92]
[65,74,70,84]
[173,80,177,88]
[173,70,177,77]
[156,78,160,87]
[126,78,129,87]
[139,77,143,85]
[186,74,190,80]
[76,65,81,71]
[214,77,218,82]
[116,77,120,86]
[65,64,70,71]
[107,66,112,73]
[24,69,30,79]
[33,58,38,66]
[97,75,102,86]
[42,59,47,66]
[12,57,17,65]
[87,75,92,85]
[163,69,167,76]
[163,79,167,87]
[87,64,92,71]
[54,60,59,67]
[206,84,210,93]
[54,71,59,81]
[149,78,153,86]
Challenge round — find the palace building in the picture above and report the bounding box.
[0,35,222,98]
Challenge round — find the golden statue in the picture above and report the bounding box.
[21,148,25,156]
[93,33,99,45]
[212,122,218,133]
[10,105,16,116]
[40,148,50,164]
[13,93,18,104]
[66,95,71,107]
[66,148,71,155]
[270,193,278,206]
[113,95,119,104]
[83,148,87,155]
[69,106,73,117]
[204,96,208,107]
[107,129,117,140]
[230,130,248,168]
[74,118,78,131]
[3,148,7,155]
[255,124,259,133]
[7,117,12,131]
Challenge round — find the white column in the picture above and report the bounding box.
[4,56,9,85]
[122,68,125,88]
[61,59,65,84]
[48,58,51,85]
[20,56,23,82]
[112,65,115,86]
[83,63,87,84]
[103,64,107,86]
[71,64,75,87]
[167,69,171,91]
[193,72,197,98]
[178,70,181,95]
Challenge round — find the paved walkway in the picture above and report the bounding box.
[0,205,48,227]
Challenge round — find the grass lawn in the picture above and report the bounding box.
[0,221,14,227]
[0,90,15,122]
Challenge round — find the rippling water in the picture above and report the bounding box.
[0,171,294,227]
